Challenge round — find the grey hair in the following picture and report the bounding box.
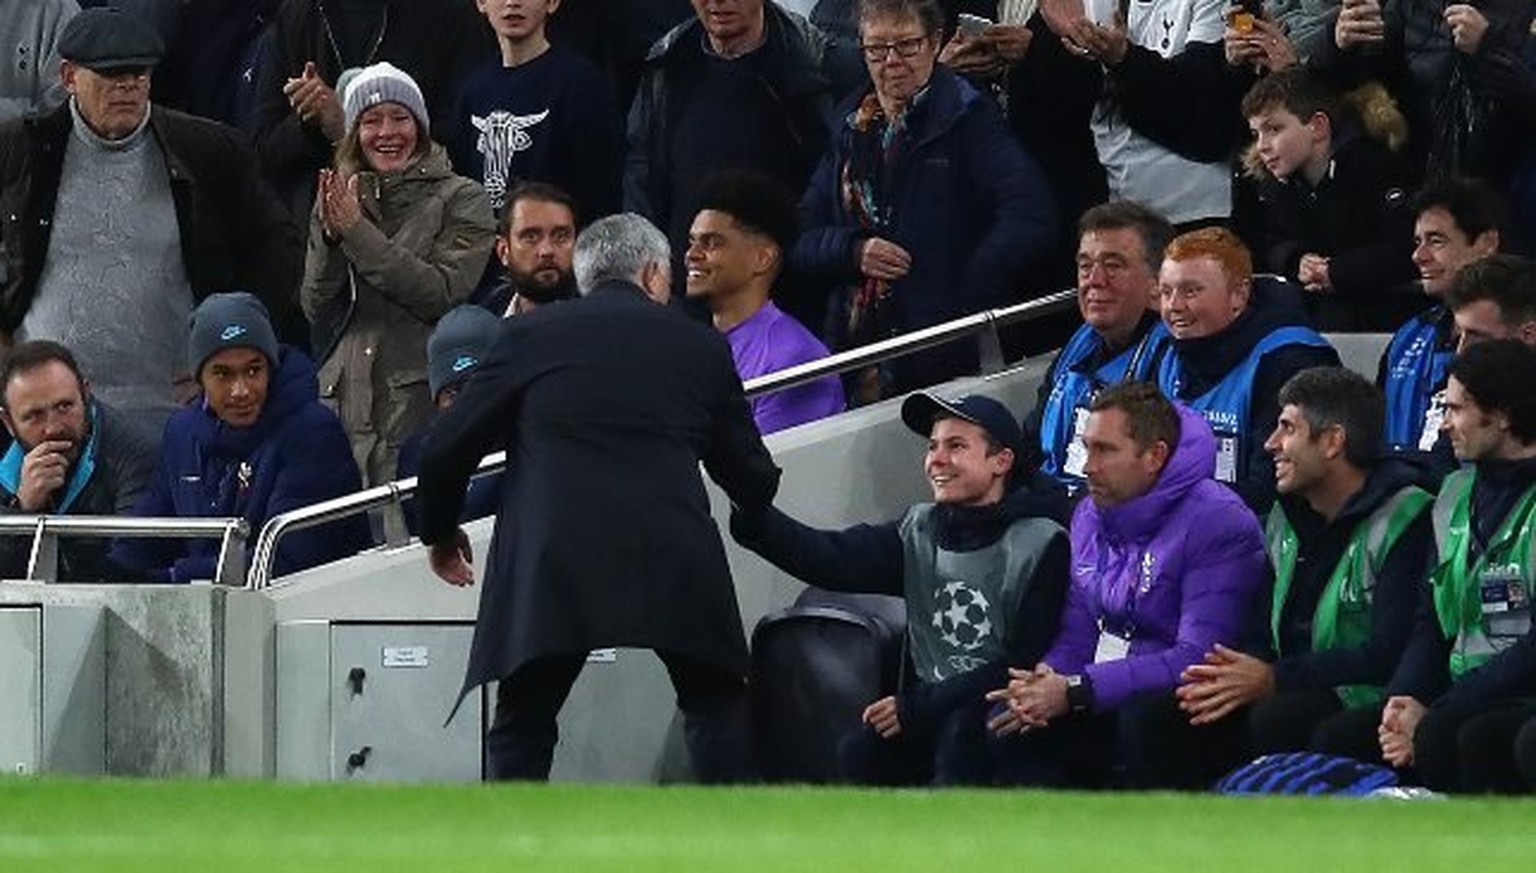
[573,213,671,295]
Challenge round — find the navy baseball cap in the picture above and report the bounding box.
[900,391,1027,463]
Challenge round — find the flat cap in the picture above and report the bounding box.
[58,7,165,70]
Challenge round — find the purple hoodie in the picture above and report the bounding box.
[1044,404,1267,711]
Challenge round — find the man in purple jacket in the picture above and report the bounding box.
[986,381,1268,788]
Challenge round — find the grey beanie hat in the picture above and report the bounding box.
[339,61,429,134]
[188,292,280,376]
[427,305,502,400]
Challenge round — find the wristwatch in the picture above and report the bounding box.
[1065,674,1094,715]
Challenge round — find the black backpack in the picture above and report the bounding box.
[749,589,907,783]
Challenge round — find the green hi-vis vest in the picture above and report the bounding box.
[1266,485,1433,708]
[1432,469,1536,679]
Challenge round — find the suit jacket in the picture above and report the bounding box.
[416,281,780,696]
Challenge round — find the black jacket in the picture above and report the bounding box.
[416,281,780,698]
[1265,457,1436,693]
[1248,131,1420,332]
[0,102,303,341]
[623,3,862,235]
[731,471,1071,742]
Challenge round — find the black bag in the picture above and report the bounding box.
[749,589,907,783]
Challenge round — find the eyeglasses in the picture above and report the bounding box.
[860,36,929,62]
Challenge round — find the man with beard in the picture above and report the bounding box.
[480,181,579,317]
[0,340,154,581]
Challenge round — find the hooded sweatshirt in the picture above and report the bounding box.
[111,346,373,582]
[1044,404,1269,712]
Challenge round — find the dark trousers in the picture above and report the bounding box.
[1515,713,1536,790]
[987,691,1249,790]
[1415,702,1536,794]
[486,650,753,783]
[1312,699,1536,794]
[836,705,992,787]
[1245,688,1346,755]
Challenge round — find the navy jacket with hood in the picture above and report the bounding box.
[112,346,372,582]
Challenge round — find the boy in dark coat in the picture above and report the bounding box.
[112,293,372,582]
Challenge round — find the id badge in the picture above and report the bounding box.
[1480,568,1522,615]
[1214,436,1238,483]
[1418,391,1446,452]
[1064,407,1091,477]
[1093,630,1130,664]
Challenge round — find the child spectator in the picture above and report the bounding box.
[1239,67,1418,332]
[453,0,623,220]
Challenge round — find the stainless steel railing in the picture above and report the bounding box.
[0,515,249,585]
[244,289,1075,590]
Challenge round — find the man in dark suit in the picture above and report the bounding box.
[416,212,781,782]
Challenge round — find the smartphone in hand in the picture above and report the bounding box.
[957,12,994,39]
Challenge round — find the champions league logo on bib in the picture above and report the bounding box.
[933,580,993,654]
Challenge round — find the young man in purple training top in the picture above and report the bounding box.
[685,170,844,435]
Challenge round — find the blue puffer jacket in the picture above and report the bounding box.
[791,65,1056,386]
[111,346,373,582]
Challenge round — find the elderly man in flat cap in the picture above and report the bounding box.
[0,5,302,443]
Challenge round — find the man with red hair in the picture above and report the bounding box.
[1154,228,1338,513]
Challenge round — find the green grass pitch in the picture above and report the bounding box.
[2,780,1534,871]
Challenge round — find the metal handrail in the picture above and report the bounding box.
[246,288,1078,590]
[0,515,249,585]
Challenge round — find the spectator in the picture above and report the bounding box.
[112,293,372,583]
[625,0,862,325]
[1177,368,1433,760]
[1264,0,1339,64]
[0,0,77,125]
[688,171,844,435]
[1023,201,1174,493]
[1378,178,1504,458]
[1321,341,1536,793]
[478,181,579,318]
[1153,228,1338,514]
[0,6,303,439]
[1025,0,1249,227]
[1238,67,1418,332]
[794,0,1055,402]
[300,61,496,487]
[127,0,281,128]
[415,213,781,782]
[732,391,1070,785]
[453,0,623,220]
[1445,254,1536,352]
[250,0,495,219]
[546,0,692,113]
[987,382,1268,789]
[397,304,503,536]
[1319,0,1535,186]
[0,340,154,582]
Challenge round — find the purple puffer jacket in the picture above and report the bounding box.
[1044,404,1268,711]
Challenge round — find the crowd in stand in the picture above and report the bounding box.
[2,0,1536,793]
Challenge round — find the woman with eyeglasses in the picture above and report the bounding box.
[792,0,1056,404]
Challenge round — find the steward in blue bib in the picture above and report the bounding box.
[1027,311,1170,490]
[1377,304,1456,468]
[1157,276,1338,513]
